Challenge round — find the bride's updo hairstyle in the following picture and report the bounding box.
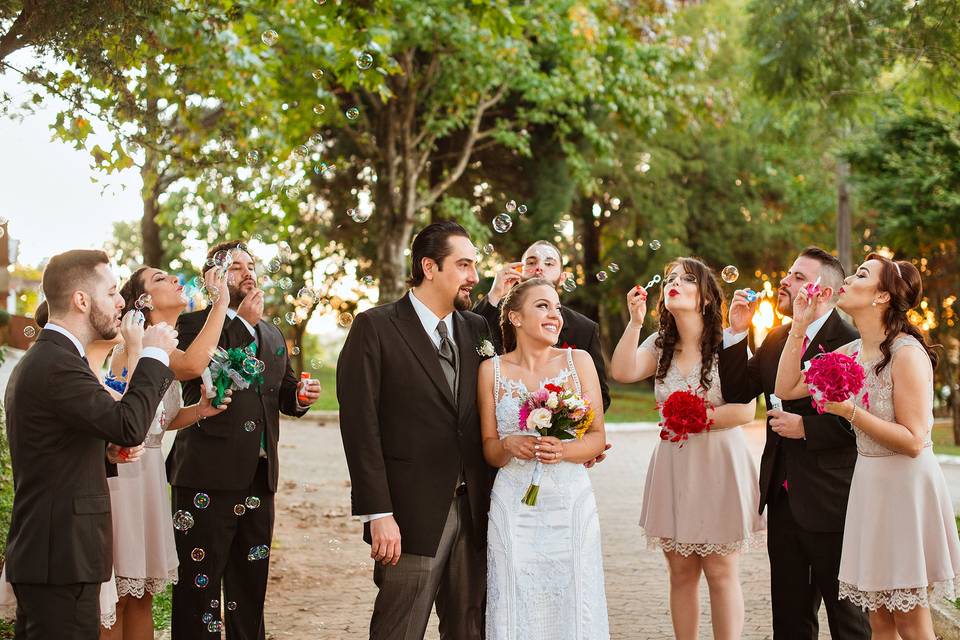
[499,277,555,353]
[119,267,153,326]
[865,252,939,375]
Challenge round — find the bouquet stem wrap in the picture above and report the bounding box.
[521,460,544,506]
[206,343,265,406]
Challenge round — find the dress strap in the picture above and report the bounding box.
[493,355,503,402]
[565,348,582,395]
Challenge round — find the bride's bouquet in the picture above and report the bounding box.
[658,388,714,447]
[803,348,869,414]
[518,383,594,506]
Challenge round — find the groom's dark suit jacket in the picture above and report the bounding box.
[337,293,493,557]
[719,309,859,532]
[168,308,307,493]
[3,329,171,584]
[473,297,610,412]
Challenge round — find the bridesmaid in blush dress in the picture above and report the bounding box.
[776,253,960,639]
[610,257,763,640]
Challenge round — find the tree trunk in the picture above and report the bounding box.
[836,158,852,275]
[140,167,164,267]
[951,364,960,445]
[577,196,601,322]
[377,212,415,304]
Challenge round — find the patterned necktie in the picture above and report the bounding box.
[436,321,458,400]
[801,335,810,354]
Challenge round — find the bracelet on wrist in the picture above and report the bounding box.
[849,403,858,427]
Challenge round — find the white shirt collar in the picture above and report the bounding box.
[44,322,86,358]
[805,308,833,343]
[225,308,237,319]
[408,290,454,347]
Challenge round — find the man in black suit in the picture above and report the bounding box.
[718,247,869,638]
[337,221,492,640]
[4,249,177,639]
[473,240,611,412]
[167,242,320,639]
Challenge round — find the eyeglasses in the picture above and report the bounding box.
[664,273,698,286]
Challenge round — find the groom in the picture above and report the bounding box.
[337,221,492,639]
[718,247,869,638]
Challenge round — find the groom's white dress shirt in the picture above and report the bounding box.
[359,290,455,524]
[45,322,171,367]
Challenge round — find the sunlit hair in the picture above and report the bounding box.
[499,278,555,353]
[654,257,725,392]
[864,253,939,374]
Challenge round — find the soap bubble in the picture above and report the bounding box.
[260,30,279,46]
[721,265,740,283]
[243,420,256,432]
[202,613,213,624]
[596,271,608,282]
[608,263,620,273]
[345,107,360,120]
[194,574,209,588]
[245,496,262,509]
[492,213,512,233]
[561,278,577,293]
[517,204,527,214]
[311,69,324,80]
[191,548,206,562]
[337,312,354,328]
[278,277,293,290]
[649,240,661,251]
[234,504,246,516]
[193,493,210,509]
[348,208,371,223]
[227,601,237,611]
[207,621,223,632]
[360,275,374,286]
[505,200,517,212]
[245,150,261,166]
[313,103,326,115]
[356,52,374,70]
[24,326,36,338]
[173,510,195,532]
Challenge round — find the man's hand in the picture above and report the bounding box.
[237,288,264,326]
[297,378,321,406]
[107,443,145,464]
[370,515,401,566]
[728,289,757,335]
[142,323,178,354]
[486,261,523,306]
[583,442,612,469]
[769,410,805,439]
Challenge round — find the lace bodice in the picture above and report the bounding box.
[145,381,183,448]
[851,336,934,457]
[639,333,725,408]
[493,349,583,438]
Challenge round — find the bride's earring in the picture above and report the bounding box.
[871,300,877,307]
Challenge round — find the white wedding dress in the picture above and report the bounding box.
[486,350,609,639]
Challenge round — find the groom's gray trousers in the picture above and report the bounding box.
[369,490,486,640]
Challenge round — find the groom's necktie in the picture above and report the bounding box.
[436,321,459,401]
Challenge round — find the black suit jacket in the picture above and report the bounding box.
[4,330,171,584]
[718,310,860,532]
[167,310,307,493]
[473,297,611,412]
[336,294,493,557]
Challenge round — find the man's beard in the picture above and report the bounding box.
[229,279,254,307]
[777,290,794,317]
[90,303,118,340]
[453,290,471,312]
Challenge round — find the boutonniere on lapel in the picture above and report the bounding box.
[476,337,496,358]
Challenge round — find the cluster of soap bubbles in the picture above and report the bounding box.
[247,544,270,561]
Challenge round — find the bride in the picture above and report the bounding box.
[477,277,609,639]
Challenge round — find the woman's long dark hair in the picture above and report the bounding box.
[499,278,555,353]
[119,267,152,327]
[654,257,725,392]
[865,253,939,374]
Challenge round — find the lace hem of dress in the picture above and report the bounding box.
[838,577,960,612]
[100,609,117,629]
[116,569,179,599]
[642,530,766,557]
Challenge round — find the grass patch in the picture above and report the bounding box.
[153,583,172,630]
[933,421,960,457]
[0,618,11,639]
[305,366,338,412]
[603,383,660,423]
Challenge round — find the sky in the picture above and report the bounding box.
[0,50,144,267]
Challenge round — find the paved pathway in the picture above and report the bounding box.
[259,421,836,639]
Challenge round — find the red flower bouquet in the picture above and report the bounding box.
[658,388,714,447]
[803,349,868,414]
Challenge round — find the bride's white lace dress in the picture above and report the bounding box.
[486,350,609,640]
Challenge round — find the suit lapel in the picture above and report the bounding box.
[455,312,479,416]
[391,294,457,410]
[803,310,847,364]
